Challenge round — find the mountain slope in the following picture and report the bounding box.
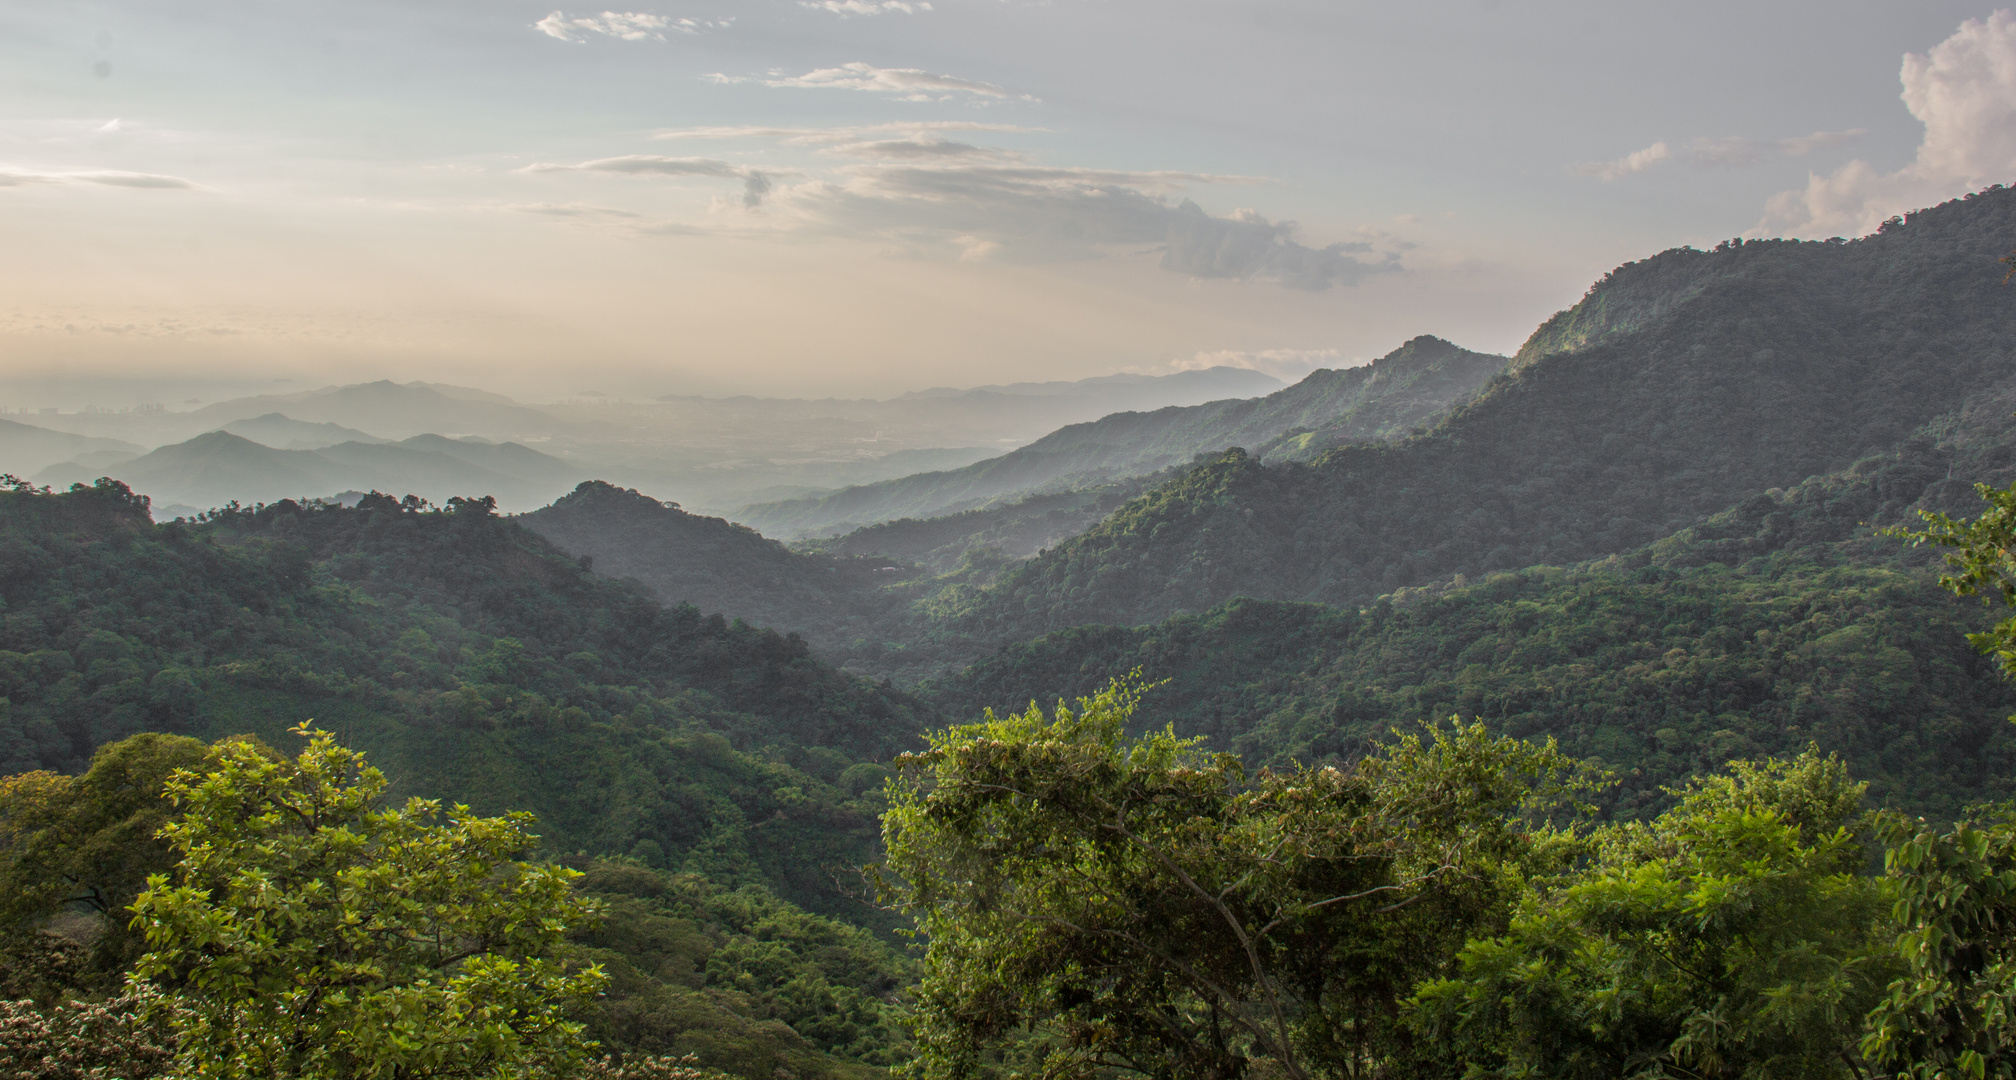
[739,338,1505,538]
[219,412,387,449]
[0,418,144,475]
[924,374,2016,820]
[940,190,2016,644]
[0,482,926,912]
[518,481,909,646]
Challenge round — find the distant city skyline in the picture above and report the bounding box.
[3,0,2014,405]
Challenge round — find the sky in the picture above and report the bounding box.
[3,0,2016,405]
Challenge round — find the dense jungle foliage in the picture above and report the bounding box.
[0,479,922,923]
[924,426,2016,820]
[0,727,913,1080]
[878,682,2016,1080]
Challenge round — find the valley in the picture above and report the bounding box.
[11,188,2016,1077]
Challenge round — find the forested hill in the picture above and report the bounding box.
[519,480,913,647]
[925,374,2016,820]
[737,336,1505,539]
[0,480,925,915]
[940,188,2016,642]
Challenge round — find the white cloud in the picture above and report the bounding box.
[502,202,643,218]
[1687,129,1865,167]
[1577,130,1865,180]
[1576,141,1671,181]
[826,137,1018,161]
[803,0,930,14]
[1161,202,1396,290]
[767,163,1396,289]
[653,122,1043,144]
[705,62,1034,102]
[533,11,725,42]
[0,167,192,189]
[522,155,774,207]
[1758,12,2016,237]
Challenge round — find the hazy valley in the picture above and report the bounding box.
[15,189,2016,1078]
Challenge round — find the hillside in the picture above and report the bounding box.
[924,373,2016,820]
[219,412,386,449]
[0,417,143,476]
[738,338,1505,538]
[0,481,926,913]
[935,190,2016,644]
[83,430,588,513]
[806,477,1169,573]
[519,481,913,647]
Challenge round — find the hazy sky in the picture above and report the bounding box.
[4,0,2015,404]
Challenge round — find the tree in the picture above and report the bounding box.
[874,678,1589,1080]
[0,732,209,985]
[1861,809,2016,1079]
[1411,749,1898,1079]
[129,723,607,1079]
[1869,487,2016,1077]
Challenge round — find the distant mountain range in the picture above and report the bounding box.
[219,413,387,450]
[15,367,1290,514]
[51,430,588,514]
[0,417,144,476]
[737,338,1504,538]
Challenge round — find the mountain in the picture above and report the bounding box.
[219,412,387,449]
[738,339,1504,538]
[922,366,2016,821]
[518,481,910,648]
[806,478,1169,573]
[0,479,924,875]
[0,417,144,476]
[937,190,2016,645]
[95,431,588,513]
[182,380,560,439]
[0,479,927,1076]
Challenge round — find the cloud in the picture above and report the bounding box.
[769,163,1397,289]
[804,0,930,13]
[825,137,1015,161]
[533,11,725,42]
[502,202,643,218]
[1578,130,1866,179]
[705,63,1033,102]
[653,122,1043,144]
[1576,142,1672,181]
[523,155,773,207]
[0,167,193,189]
[1161,202,1396,290]
[1758,12,2016,237]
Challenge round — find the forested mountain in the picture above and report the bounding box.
[919,335,2016,820]
[738,338,1505,539]
[0,481,923,906]
[519,481,913,648]
[805,477,1166,573]
[76,430,588,513]
[938,190,2016,643]
[0,478,940,1074]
